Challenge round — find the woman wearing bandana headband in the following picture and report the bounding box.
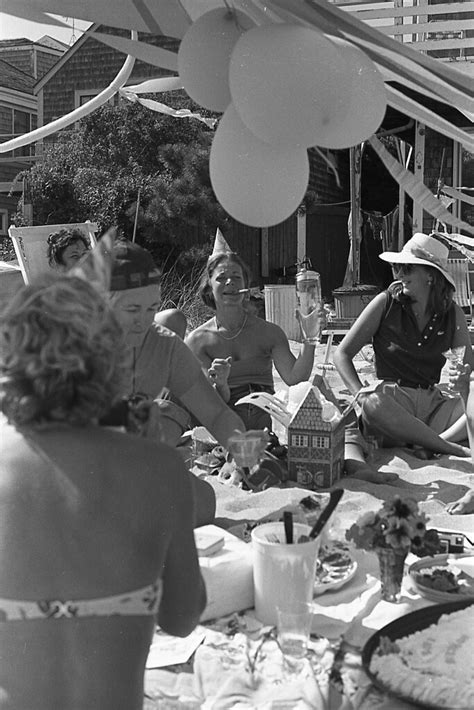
[334,233,474,459]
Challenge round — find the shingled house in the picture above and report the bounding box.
[0,37,66,235]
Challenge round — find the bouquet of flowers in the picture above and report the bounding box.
[346,495,441,556]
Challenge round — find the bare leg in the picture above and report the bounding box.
[344,441,398,484]
[362,392,470,458]
[439,413,467,443]
[465,373,474,459]
[446,375,474,514]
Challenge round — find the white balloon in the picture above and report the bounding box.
[229,24,352,148]
[178,8,254,112]
[210,104,309,228]
[314,37,387,148]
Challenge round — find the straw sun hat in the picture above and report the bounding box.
[379,232,456,289]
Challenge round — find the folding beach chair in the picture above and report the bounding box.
[8,221,99,284]
[448,258,472,322]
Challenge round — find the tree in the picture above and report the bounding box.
[17,98,228,249]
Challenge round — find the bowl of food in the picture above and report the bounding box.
[409,552,474,604]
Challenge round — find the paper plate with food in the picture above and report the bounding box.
[314,540,357,596]
[409,552,474,603]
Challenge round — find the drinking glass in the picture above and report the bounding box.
[276,601,313,660]
[443,346,466,390]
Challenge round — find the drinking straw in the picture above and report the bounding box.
[283,511,294,544]
[309,489,344,540]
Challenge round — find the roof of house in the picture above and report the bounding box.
[36,35,68,51]
[0,36,67,51]
[0,57,35,93]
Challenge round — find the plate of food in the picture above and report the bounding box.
[314,540,357,596]
[362,599,474,709]
[409,552,474,603]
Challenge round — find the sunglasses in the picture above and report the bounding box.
[391,263,415,276]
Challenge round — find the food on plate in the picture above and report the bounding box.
[314,540,357,594]
[415,566,464,593]
[410,555,474,599]
[370,605,474,708]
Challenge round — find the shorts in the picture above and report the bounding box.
[359,380,463,445]
[229,384,274,431]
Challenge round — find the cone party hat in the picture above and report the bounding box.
[211,227,232,257]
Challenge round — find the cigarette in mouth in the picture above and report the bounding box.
[238,289,250,293]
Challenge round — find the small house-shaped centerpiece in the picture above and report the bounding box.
[287,385,344,489]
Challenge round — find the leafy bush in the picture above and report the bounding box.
[159,243,213,332]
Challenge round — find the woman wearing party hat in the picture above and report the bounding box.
[334,232,474,458]
[185,230,316,430]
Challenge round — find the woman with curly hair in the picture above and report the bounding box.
[47,227,90,271]
[0,274,206,710]
[334,233,474,458]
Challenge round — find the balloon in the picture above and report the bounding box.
[229,24,352,148]
[178,8,254,112]
[314,37,387,148]
[210,104,309,228]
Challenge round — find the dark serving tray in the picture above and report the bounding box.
[362,599,474,710]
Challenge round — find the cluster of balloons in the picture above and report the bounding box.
[178,9,387,228]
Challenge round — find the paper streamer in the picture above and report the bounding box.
[120,90,217,128]
[433,232,474,263]
[125,77,183,93]
[442,186,474,208]
[368,136,474,237]
[0,1,70,27]
[270,0,472,100]
[386,86,474,154]
[6,0,192,36]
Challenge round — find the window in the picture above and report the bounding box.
[0,209,8,236]
[292,434,308,447]
[0,108,37,158]
[312,435,330,448]
[74,90,116,109]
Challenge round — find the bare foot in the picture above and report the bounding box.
[446,491,474,515]
[345,461,398,484]
[452,444,472,458]
[410,446,433,460]
[411,442,470,459]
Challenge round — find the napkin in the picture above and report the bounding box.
[310,549,381,642]
[193,631,330,710]
[447,555,474,578]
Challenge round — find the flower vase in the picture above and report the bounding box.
[376,547,407,603]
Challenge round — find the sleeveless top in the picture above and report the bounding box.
[373,287,457,388]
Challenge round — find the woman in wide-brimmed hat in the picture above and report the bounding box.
[334,232,474,458]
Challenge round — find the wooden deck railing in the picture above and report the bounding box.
[331,0,474,61]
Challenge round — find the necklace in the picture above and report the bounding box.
[215,314,248,340]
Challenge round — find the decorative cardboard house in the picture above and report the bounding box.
[287,386,344,489]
